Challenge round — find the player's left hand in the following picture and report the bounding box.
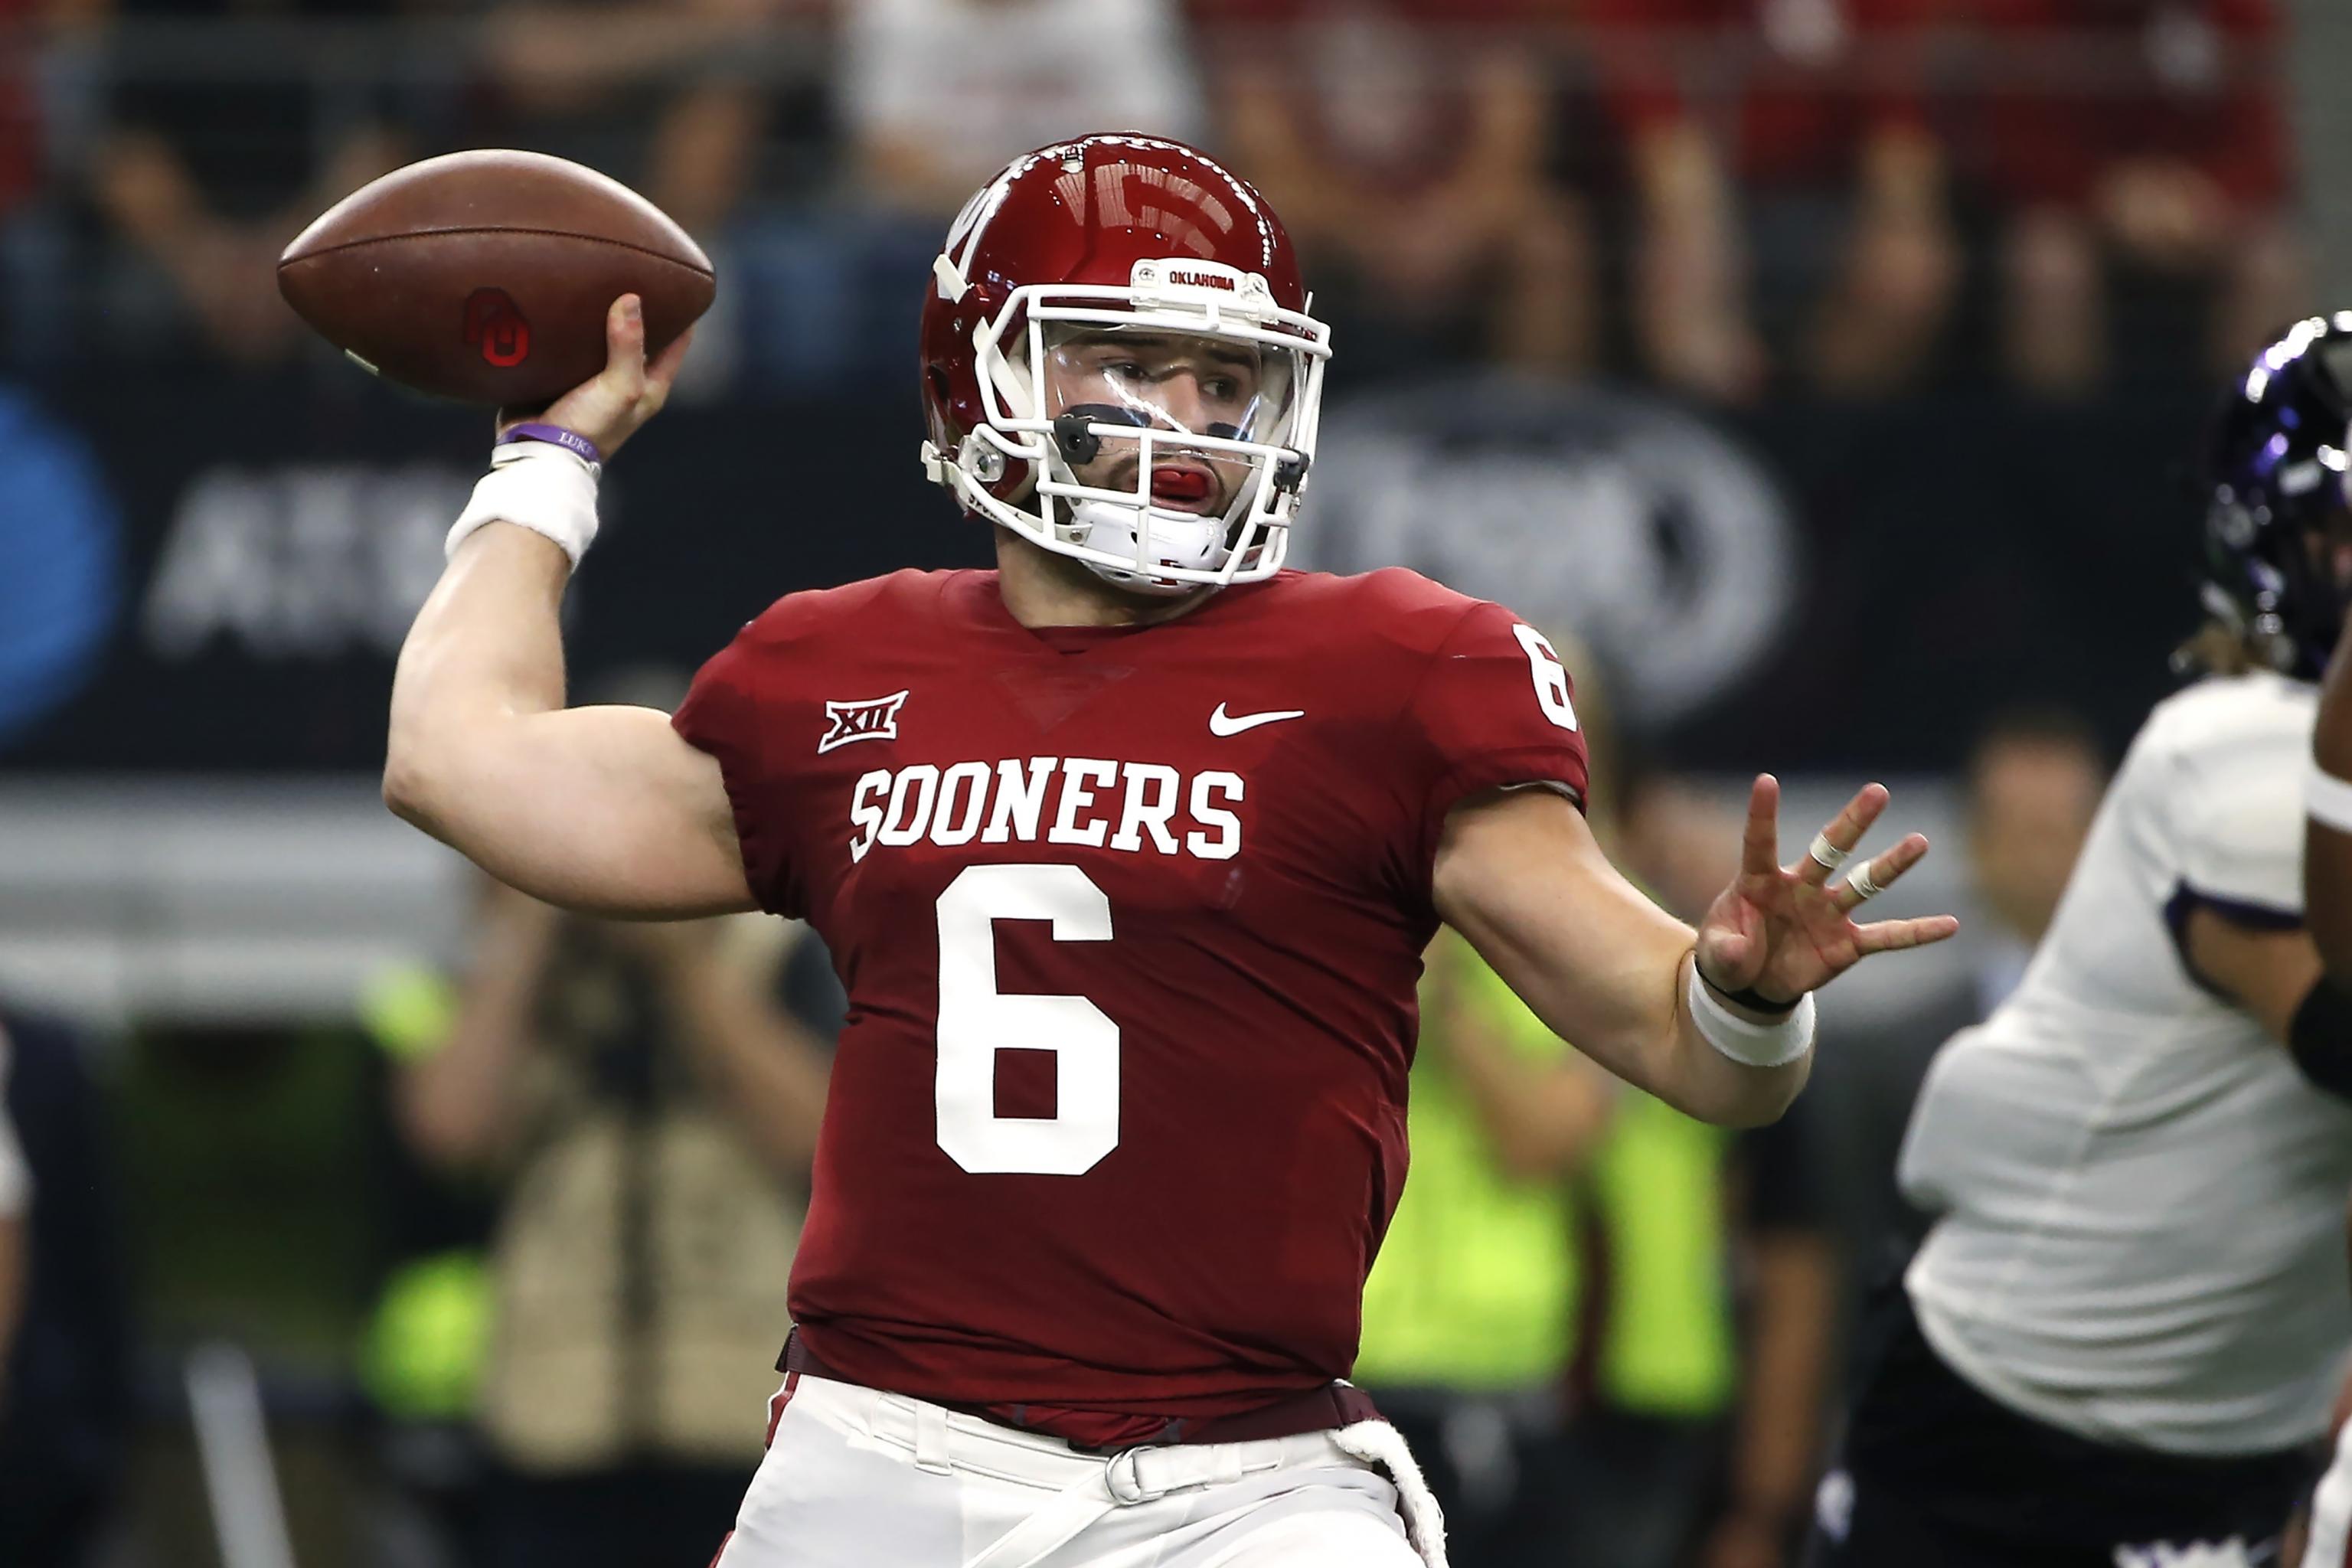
[1694,776,1959,1007]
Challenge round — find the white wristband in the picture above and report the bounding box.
[446,441,601,567]
[1687,962,1817,1068]
[2310,759,2352,835]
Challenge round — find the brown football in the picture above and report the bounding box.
[278,149,715,406]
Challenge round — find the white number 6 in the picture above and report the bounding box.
[1511,623,1579,732]
[934,863,1120,1175]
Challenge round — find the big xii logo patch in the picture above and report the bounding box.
[818,691,910,754]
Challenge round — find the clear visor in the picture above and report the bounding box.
[1037,322,1307,522]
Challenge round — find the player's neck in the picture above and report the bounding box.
[993,532,1219,630]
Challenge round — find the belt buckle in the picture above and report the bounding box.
[1103,1446,1161,1505]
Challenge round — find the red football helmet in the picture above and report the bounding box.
[920,134,1331,596]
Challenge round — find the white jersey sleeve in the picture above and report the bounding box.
[2161,675,2311,919]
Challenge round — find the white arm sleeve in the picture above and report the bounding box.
[2168,698,2308,918]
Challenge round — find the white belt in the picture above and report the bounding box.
[791,1376,1448,1568]
[962,1440,1309,1568]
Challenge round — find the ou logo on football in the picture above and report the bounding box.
[462,288,531,367]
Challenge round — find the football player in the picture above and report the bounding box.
[384,135,1954,1567]
[1808,316,2352,1568]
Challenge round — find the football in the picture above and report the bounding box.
[277,149,715,406]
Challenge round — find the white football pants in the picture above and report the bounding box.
[714,1374,1440,1568]
[2301,1420,2352,1568]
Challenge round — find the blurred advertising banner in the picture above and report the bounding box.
[1302,368,2210,773]
[1296,377,1802,727]
[0,368,986,773]
[1,365,2209,775]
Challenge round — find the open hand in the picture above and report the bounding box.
[1694,776,1958,1006]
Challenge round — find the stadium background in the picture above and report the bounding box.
[2,1,2350,1564]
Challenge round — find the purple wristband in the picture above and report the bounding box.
[497,423,603,467]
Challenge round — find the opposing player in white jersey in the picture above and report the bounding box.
[1806,315,2352,1568]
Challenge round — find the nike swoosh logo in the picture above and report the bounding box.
[1210,702,1306,737]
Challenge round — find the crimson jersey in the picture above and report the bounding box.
[672,566,1587,1446]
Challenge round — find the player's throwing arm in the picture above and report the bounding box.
[382,296,755,918]
[1435,774,1956,1128]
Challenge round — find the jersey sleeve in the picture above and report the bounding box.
[671,609,804,918]
[1391,599,1592,886]
[2162,704,2305,923]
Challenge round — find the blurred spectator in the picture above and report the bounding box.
[1,1,107,364]
[1699,1110,1838,1568]
[1357,650,1839,1568]
[90,0,416,362]
[1798,706,2105,1409]
[841,0,1204,218]
[1585,0,1960,401]
[1958,706,2107,1008]
[1355,637,1617,1564]
[395,880,830,1568]
[1354,927,1615,1566]
[472,0,792,239]
[1200,0,1593,379]
[1975,0,2303,395]
[0,2,39,224]
[1573,768,1838,1568]
[0,0,103,217]
[0,1010,132,1568]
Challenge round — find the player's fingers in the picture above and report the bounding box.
[1851,913,1962,956]
[1740,774,1781,878]
[1832,831,1930,913]
[602,294,648,395]
[1798,781,1890,886]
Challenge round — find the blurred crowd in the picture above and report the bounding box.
[0,0,2308,401]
